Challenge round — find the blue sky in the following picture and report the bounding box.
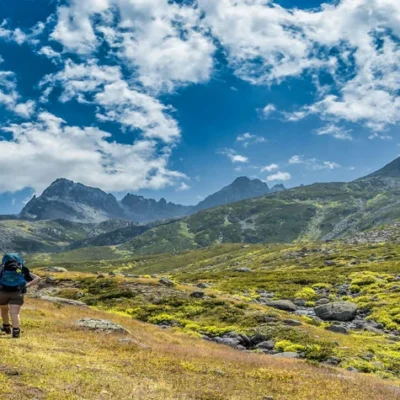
[0,0,400,213]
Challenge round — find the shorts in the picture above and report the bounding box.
[0,290,24,306]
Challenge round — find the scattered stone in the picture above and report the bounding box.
[77,318,129,334]
[346,367,359,372]
[235,267,253,273]
[272,352,299,359]
[325,357,341,366]
[324,260,336,266]
[159,278,175,286]
[39,295,88,307]
[256,340,275,350]
[315,298,330,306]
[264,316,278,323]
[315,301,358,321]
[196,282,210,289]
[250,334,268,345]
[44,267,68,273]
[96,274,106,279]
[326,325,348,334]
[283,319,302,326]
[294,299,307,307]
[45,276,57,284]
[265,300,297,312]
[190,291,205,298]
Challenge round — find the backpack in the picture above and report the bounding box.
[0,253,27,291]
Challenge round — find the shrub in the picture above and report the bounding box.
[295,287,316,301]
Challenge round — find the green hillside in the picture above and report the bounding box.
[118,178,400,255]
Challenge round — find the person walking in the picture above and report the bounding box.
[0,254,40,338]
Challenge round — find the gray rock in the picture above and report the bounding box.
[44,267,68,273]
[272,352,299,358]
[39,295,88,307]
[256,340,275,350]
[196,282,210,289]
[283,319,302,326]
[77,318,129,334]
[346,367,359,372]
[324,260,336,266]
[325,357,341,366]
[250,334,268,345]
[45,276,57,284]
[294,299,307,307]
[235,267,253,273]
[326,325,348,334]
[265,300,297,312]
[315,301,358,321]
[159,278,175,286]
[190,291,205,298]
[315,298,330,306]
[238,334,252,348]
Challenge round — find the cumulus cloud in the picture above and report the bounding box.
[198,0,400,131]
[0,112,184,193]
[50,0,215,93]
[236,132,267,147]
[266,171,291,182]
[289,155,341,170]
[260,104,276,118]
[0,71,35,118]
[219,148,249,164]
[260,163,279,172]
[40,60,180,143]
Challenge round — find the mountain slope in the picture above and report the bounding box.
[120,173,400,254]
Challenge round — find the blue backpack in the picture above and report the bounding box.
[0,254,27,291]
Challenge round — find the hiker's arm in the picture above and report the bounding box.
[26,273,41,287]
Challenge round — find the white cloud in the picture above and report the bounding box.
[198,0,400,131]
[176,182,190,192]
[316,124,353,141]
[50,0,215,93]
[219,148,249,164]
[0,71,35,118]
[261,163,279,172]
[266,171,291,182]
[368,133,392,141]
[288,155,341,170]
[236,132,267,147]
[40,60,180,143]
[0,112,184,193]
[261,104,276,118]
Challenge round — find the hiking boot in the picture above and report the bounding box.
[1,324,11,334]
[12,328,20,338]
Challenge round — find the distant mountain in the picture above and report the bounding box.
[19,176,287,224]
[20,179,125,223]
[194,177,285,212]
[121,194,192,223]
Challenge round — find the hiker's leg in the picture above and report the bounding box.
[9,305,21,329]
[0,305,10,325]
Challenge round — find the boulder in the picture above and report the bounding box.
[196,283,210,289]
[159,278,175,286]
[315,298,330,306]
[250,333,268,345]
[77,318,129,334]
[265,300,297,312]
[326,325,348,334]
[256,340,275,350]
[190,291,205,298]
[235,267,253,273]
[314,301,358,321]
[44,267,68,273]
[283,319,302,327]
[39,295,88,307]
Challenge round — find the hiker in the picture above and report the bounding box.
[0,254,40,338]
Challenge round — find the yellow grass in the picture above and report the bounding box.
[0,299,397,400]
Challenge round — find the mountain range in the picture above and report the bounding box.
[19,177,285,224]
[3,156,400,255]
